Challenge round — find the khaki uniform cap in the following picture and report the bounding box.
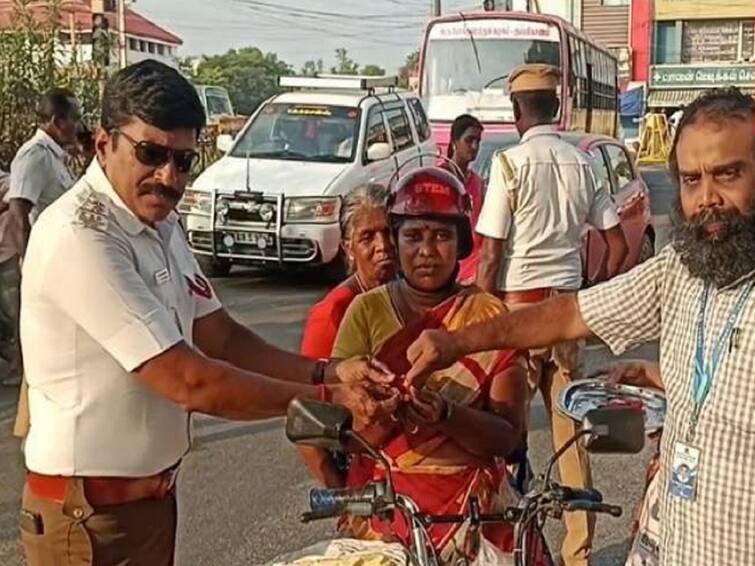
[508,64,561,93]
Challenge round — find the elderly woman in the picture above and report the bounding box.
[299,183,396,486]
[332,167,531,562]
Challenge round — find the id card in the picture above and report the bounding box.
[669,442,700,501]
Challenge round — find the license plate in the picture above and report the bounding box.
[231,231,274,248]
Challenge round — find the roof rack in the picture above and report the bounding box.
[279,74,399,91]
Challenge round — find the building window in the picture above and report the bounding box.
[157,44,165,56]
[128,38,137,51]
[655,21,681,64]
[601,0,629,5]
[148,42,156,54]
[139,40,146,52]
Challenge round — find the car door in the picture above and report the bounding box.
[582,147,615,284]
[384,104,420,177]
[602,142,650,268]
[361,105,397,187]
[406,97,436,167]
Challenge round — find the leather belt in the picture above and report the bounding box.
[27,468,178,506]
[497,288,553,305]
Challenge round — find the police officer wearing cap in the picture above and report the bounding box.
[474,63,629,566]
[18,60,399,566]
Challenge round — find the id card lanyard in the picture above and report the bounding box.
[688,280,755,442]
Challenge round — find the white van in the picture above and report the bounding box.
[181,75,436,277]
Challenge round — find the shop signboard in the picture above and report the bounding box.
[650,64,755,88]
[656,0,755,21]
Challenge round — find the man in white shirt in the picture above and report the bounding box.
[19,60,398,566]
[474,64,628,566]
[0,90,79,393]
[5,88,80,255]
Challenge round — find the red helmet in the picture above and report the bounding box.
[388,166,474,260]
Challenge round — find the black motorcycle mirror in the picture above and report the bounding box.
[543,407,645,488]
[286,398,352,450]
[286,398,396,503]
[582,407,646,454]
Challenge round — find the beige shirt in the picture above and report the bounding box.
[579,246,755,565]
[476,125,620,291]
[5,128,76,223]
[21,159,221,476]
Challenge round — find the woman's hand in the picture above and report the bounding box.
[404,387,448,431]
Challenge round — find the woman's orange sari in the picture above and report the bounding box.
[342,287,522,561]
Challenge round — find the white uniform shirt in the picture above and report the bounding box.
[476,125,620,291]
[5,129,77,224]
[21,159,221,477]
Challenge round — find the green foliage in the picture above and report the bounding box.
[330,48,359,75]
[0,0,105,169]
[184,47,292,116]
[360,64,385,77]
[301,59,324,76]
[399,50,420,89]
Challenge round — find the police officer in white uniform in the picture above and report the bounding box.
[18,60,398,566]
[474,64,629,566]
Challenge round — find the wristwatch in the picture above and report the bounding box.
[311,359,328,385]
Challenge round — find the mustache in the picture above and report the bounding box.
[138,183,182,203]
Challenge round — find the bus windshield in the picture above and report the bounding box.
[422,19,562,122]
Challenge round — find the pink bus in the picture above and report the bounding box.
[419,11,620,154]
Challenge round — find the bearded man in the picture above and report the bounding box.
[404,87,755,566]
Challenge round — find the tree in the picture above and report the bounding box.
[399,50,420,89]
[186,47,292,116]
[330,48,359,75]
[301,59,324,76]
[360,65,385,77]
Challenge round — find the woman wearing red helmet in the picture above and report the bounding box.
[331,167,532,562]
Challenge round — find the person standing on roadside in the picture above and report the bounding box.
[18,60,398,566]
[1,89,79,416]
[406,87,755,566]
[444,114,485,284]
[473,64,628,566]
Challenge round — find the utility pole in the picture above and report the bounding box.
[432,0,441,17]
[117,0,127,68]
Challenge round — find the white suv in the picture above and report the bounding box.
[182,75,436,277]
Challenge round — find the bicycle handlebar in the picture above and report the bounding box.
[309,484,384,514]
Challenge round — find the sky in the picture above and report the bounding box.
[134,0,480,73]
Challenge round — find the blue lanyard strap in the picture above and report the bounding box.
[693,280,754,413]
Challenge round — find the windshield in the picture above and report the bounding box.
[231,103,360,163]
[205,88,232,118]
[422,19,561,121]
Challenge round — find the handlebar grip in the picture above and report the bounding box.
[554,486,604,503]
[309,484,380,514]
[565,500,622,517]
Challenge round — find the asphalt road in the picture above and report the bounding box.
[0,167,676,566]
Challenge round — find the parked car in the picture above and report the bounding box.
[471,132,654,286]
[182,75,436,277]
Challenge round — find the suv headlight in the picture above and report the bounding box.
[179,188,212,215]
[285,197,341,224]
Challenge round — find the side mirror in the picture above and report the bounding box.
[366,142,391,162]
[285,398,353,451]
[216,134,234,153]
[582,407,645,454]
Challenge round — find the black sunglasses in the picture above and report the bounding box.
[115,130,199,174]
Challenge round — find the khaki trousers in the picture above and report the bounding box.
[507,300,594,566]
[20,478,177,566]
